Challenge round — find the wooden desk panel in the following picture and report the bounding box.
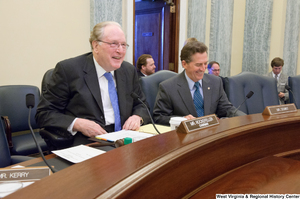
[6,111,300,199]
[191,156,300,198]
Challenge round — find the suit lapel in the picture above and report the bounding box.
[177,72,198,116]
[83,54,104,113]
[202,74,211,115]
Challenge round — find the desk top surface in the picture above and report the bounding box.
[5,111,300,199]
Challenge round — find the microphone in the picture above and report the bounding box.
[26,94,57,173]
[232,91,254,115]
[130,92,161,134]
[285,85,298,108]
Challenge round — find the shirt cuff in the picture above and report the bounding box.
[67,118,78,136]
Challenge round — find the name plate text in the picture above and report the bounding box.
[0,167,51,182]
[177,114,219,134]
[262,104,297,116]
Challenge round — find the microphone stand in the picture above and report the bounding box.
[27,94,57,173]
[131,93,161,134]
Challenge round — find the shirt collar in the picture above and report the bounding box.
[184,71,203,91]
[93,56,114,78]
[272,71,281,78]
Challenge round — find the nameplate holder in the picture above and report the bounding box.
[0,167,51,182]
[262,103,297,116]
[177,114,219,134]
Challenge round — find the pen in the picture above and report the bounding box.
[96,137,115,143]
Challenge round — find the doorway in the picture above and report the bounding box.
[134,0,180,72]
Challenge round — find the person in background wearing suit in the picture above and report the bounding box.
[36,21,150,146]
[266,57,289,105]
[153,41,245,125]
[207,61,226,90]
[136,54,156,77]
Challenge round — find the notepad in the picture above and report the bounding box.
[96,130,154,142]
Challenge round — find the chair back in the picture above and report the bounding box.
[41,68,54,94]
[0,85,40,132]
[139,70,177,116]
[0,120,11,167]
[288,75,300,108]
[224,72,280,114]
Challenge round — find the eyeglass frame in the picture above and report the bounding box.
[97,40,129,50]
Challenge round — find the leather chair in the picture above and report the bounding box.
[139,70,177,116]
[0,121,34,168]
[0,85,48,156]
[224,71,280,114]
[288,75,300,108]
[39,69,74,151]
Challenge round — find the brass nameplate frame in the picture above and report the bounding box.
[262,103,297,116]
[0,167,51,182]
[177,114,219,134]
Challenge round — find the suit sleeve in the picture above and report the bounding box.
[153,83,175,125]
[35,63,76,129]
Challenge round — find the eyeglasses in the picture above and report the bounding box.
[97,40,129,50]
[212,69,220,72]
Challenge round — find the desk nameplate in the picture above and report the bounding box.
[262,104,297,116]
[177,114,219,134]
[0,167,51,182]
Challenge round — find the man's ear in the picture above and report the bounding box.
[181,60,187,69]
[92,40,99,52]
[141,65,146,70]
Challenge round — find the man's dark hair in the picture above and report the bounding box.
[271,57,284,68]
[207,61,220,70]
[180,41,208,63]
[136,54,153,70]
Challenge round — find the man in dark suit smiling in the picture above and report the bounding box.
[153,41,245,125]
[36,21,150,145]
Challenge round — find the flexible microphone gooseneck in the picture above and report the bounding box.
[26,94,57,173]
[285,85,298,108]
[130,92,161,134]
[232,91,254,115]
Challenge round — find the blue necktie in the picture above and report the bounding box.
[103,72,121,131]
[194,82,204,117]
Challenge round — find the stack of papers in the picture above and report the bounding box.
[96,130,154,142]
[52,145,106,163]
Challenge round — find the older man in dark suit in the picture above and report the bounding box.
[36,21,150,145]
[153,41,245,125]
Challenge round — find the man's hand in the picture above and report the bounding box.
[278,92,285,98]
[73,118,107,137]
[184,114,195,120]
[122,115,141,131]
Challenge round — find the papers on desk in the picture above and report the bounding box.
[139,124,171,134]
[96,130,154,142]
[0,181,34,198]
[52,145,106,164]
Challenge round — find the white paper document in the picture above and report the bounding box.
[96,130,154,142]
[52,145,106,164]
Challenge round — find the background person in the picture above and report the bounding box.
[184,37,198,46]
[207,61,221,76]
[136,54,156,77]
[266,57,289,104]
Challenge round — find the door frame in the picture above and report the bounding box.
[132,0,180,73]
